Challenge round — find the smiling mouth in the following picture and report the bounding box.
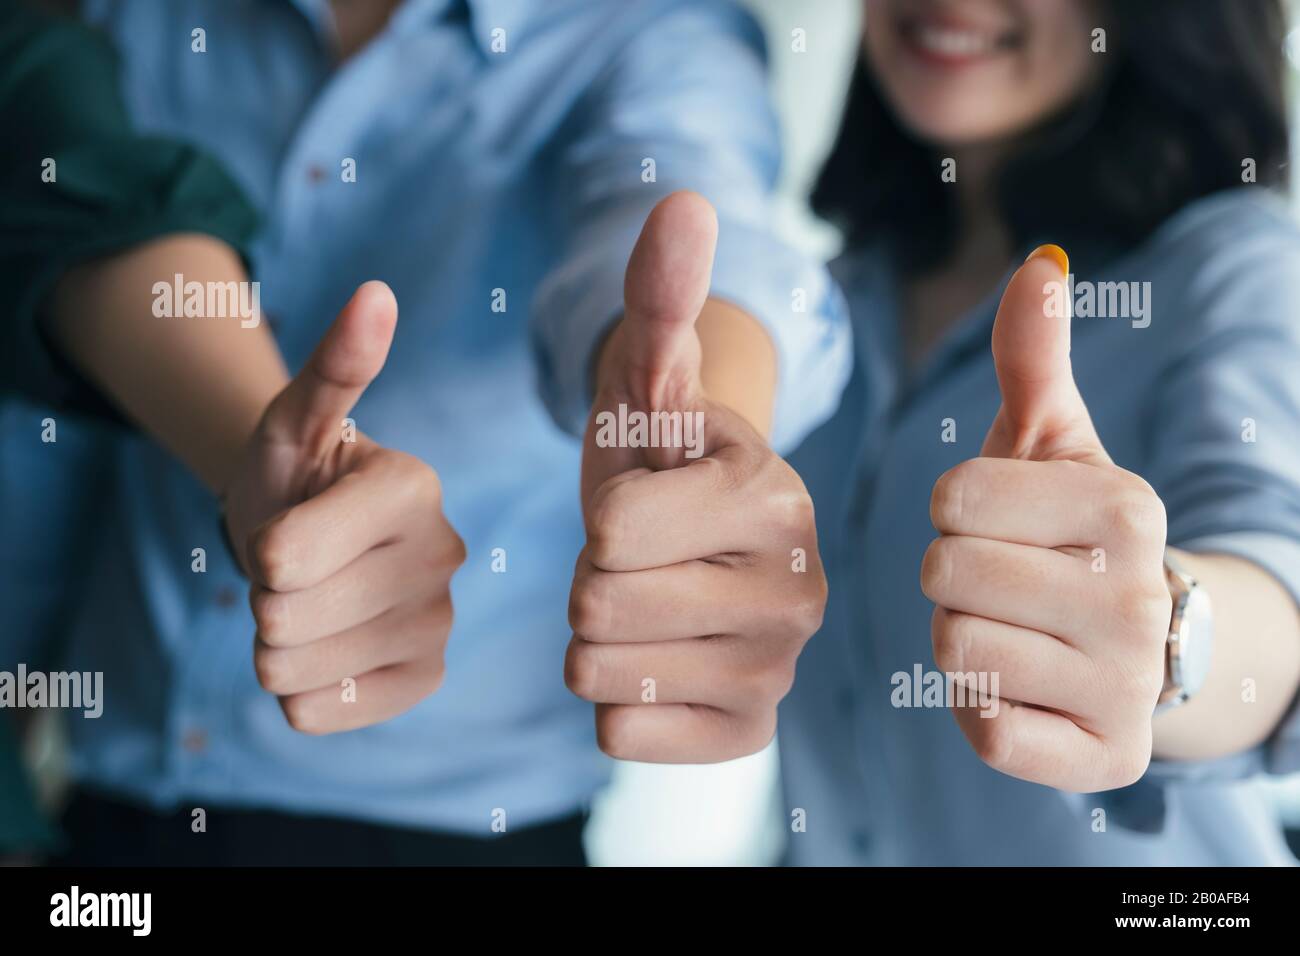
[898,14,1022,65]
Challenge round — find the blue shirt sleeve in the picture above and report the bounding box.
[529,0,851,453]
[1095,195,1300,831]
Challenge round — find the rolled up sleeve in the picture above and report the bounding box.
[1064,208,1300,834]
[530,1,851,453]
[0,6,259,418]
[1139,208,1300,783]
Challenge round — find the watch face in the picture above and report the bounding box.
[1177,586,1214,697]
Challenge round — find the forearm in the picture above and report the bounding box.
[694,298,776,439]
[44,233,289,495]
[1151,547,1300,761]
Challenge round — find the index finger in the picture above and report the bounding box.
[249,452,442,591]
[586,419,809,571]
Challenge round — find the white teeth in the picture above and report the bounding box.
[914,26,996,57]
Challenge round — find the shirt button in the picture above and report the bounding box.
[306,164,327,184]
[182,729,209,754]
[214,586,239,609]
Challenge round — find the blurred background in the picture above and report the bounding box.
[13,0,1300,866]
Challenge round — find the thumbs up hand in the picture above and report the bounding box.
[222,281,465,734]
[923,247,1171,792]
[566,191,826,763]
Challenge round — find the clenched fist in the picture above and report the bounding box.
[923,247,1171,791]
[222,281,465,734]
[565,191,826,763]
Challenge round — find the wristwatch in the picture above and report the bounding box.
[1155,551,1214,712]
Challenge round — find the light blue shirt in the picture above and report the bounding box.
[784,189,1300,865]
[7,0,849,833]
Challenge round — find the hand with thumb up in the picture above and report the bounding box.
[565,191,826,763]
[222,281,465,734]
[923,247,1172,792]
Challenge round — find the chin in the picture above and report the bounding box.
[892,103,1011,148]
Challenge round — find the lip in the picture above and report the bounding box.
[896,12,1021,68]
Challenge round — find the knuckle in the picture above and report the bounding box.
[594,706,639,760]
[776,590,826,642]
[417,461,445,510]
[1103,477,1167,545]
[1117,584,1174,646]
[279,694,327,735]
[411,655,447,698]
[763,483,816,537]
[563,639,602,701]
[419,595,455,646]
[251,589,291,646]
[420,523,464,576]
[970,716,1018,774]
[695,454,740,496]
[750,657,798,705]
[932,610,972,675]
[1111,733,1153,788]
[930,460,977,531]
[392,451,442,507]
[252,520,299,591]
[568,572,611,639]
[442,527,468,570]
[253,642,295,695]
[920,537,955,602]
[811,571,830,622]
[733,710,779,758]
[586,485,629,569]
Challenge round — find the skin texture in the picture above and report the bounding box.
[927,254,1300,788]
[48,234,288,494]
[224,282,465,734]
[864,0,1300,782]
[48,255,464,735]
[924,252,1171,791]
[569,191,823,763]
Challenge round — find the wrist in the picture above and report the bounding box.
[695,298,775,439]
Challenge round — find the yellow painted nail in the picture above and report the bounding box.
[1026,243,1069,277]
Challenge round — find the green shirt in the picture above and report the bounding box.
[0,3,258,855]
[0,3,258,414]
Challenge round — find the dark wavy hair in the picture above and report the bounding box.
[812,0,1292,272]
